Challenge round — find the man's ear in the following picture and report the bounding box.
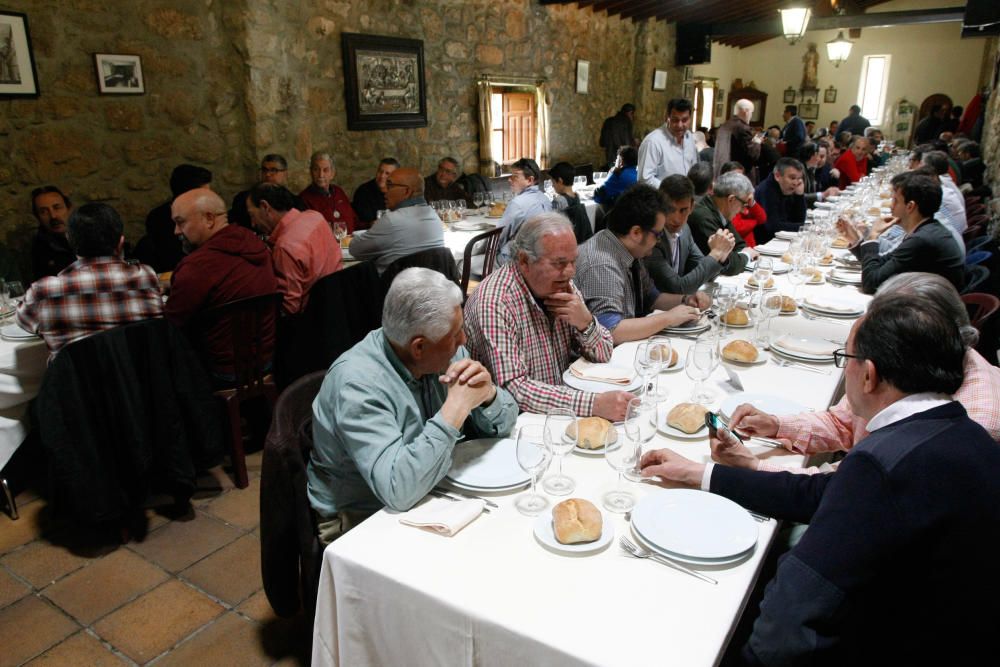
[409,336,427,362]
[862,359,879,394]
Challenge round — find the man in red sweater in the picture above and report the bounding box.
[298,151,359,234]
[834,136,869,189]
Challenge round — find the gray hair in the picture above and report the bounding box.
[382,268,463,346]
[733,99,754,116]
[509,212,573,263]
[714,171,753,199]
[876,272,978,348]
[310,151,334,168]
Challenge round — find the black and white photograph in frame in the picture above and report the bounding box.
[94,53,144,94]
[342,33,427,131]
[652,69,667,91]
[0,11,39,98]
[799,102,819,120]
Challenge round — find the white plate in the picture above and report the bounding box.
[631,526,754,566]
[534,510,614,554]
[659,410,709,440]
[756,244,787,257]
[448,477,529,493]
[770,338,836,362]
[721,319,754,329]
[829,270,862,285]
[0,323,38,340]
[631,488,758,560]
[451,221,492,232]
[802,295,865,317]
[662,318,711,335]
[446,438,530,489]
[721,352,767,367]
[720,393,806,420]
[562,367,643,394]
[659,355,685,373]
[774,231,798,240]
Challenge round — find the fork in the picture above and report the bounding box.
[799,310,850,325]
[772,357,831,375]
[619,536,718,585]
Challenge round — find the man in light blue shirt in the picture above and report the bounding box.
[307,268,518,544]
[497,157,551,264]
[637,97,699,188]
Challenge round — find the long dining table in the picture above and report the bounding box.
[312,237,871,667]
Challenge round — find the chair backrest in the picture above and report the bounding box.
[962,293,1000,333]
[966,250,992,267]
[963,264,991,294]
[563,201,593,244]
[381,246,460,292]
[460,227,503,297]
[963,225,984,246]
[574,163,594,185]
[966,214,988,228]
[196,292,282,392]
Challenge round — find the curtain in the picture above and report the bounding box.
[477,79,494,177]
[535,83,550,170]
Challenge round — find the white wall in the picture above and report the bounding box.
[690,0,988,134]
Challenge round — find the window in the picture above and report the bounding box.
[857,55,891,126]
[490,89,536,167]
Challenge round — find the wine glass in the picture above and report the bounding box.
[756,293,783,347]
[603,426,637,513]
[647,335,673,399]
[633,342,660,396]
[542,408,576,495]
[455,200,466,220]
[332,221,348,242]
[787,261,808,304]
[714,285,736,339]
[515,425,552,516]
[623,396,657,482]
[686,339,719,403]
[752,257,773,308]
[5,281,25,307]
[473,192,484,212]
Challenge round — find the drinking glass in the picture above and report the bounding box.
[515,425,552,516]
[5,281,25,307]
[542,408,577,495]
[473,192,485,211]
[756,293,783,347]
[714,285,737,338]
[647,335,673,398]
[332,221,348,243]
[787,262,808,303]
[633,342,660,396]
[623,396,658,482]
[752,257,773,308]
[455,200,466,220]
[686,339,718,403]
[603,427,637,513]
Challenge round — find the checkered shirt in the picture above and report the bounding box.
[464,263,614,416]
[16,257,164,356]
[575,229,656,325]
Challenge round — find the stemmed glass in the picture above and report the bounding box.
[787,261,808,304]
[5,281,25,307]
[455,200,467,220]
[752,257,773,309]
[686,339,719,403]
[515,424,552,516]
[332,222,348,243]
[633,342,660,396]
[473,192,485,213]
[623,396,658,482]
[756,293,783,348]
[714,285,737,339]
[542,408,577,495]
[603,426,638,513]
[647,335,673,398]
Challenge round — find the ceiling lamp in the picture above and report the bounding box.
[779,7,811,44]
[826,31,853,67]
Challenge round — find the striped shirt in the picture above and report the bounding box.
[464,263,614,416]
[575,229,659,330]
[17,257,164,356]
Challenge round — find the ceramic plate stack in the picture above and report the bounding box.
[445,438,530,493]
[663,318,711,336]
[769,336,837,363]
[774,231,798,241]
[0,323,39,342]
[827,267,862,286]
[801,294,865,319]
[755,241,787,257]
[630,489,758,565]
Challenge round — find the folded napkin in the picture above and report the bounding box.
[804,295,860,313]
[755,241,786,254]
[399,496,485,537]
[569,358,636,384]
[774,336,838,356]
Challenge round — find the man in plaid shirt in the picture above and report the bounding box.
[17,203,163,356]
[465,213,635,422]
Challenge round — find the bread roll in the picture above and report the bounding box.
[650,343,679,367]
[804,267,823,283]
[831,237,850,249]
[748,276,775,289]
[566,417,615,450]
[780,295,797,313]
[667,403,708,434]
[818,253,833,266]
[722,339,759,363]
[723,308,749,325]
[552,498,603,544]
[781,252,794,263]
[488,202,506,217]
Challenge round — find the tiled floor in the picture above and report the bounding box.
[0,451,312,666]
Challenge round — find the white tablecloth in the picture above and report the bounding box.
[0,334,48,470]
[313,262,870,666]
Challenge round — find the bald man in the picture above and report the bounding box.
[349,167,446,274]
[165,188,277,379]
[713,98,763,178]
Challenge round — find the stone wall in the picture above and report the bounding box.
[981,36,999,193]
[2,0,677,265]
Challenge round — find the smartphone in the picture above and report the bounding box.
[704,412,744,443]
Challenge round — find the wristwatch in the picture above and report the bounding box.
[580,317,596,337]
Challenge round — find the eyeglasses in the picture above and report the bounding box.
[260,168,287,174]
[646,227,667,241]
[734,196,751,209]
[832,348,863,368]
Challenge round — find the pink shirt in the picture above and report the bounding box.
[269,208,342,315]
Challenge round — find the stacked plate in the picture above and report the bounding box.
[445,438,530,493]
[452,220,493,232]
[563,365,643,393]
[663,319,710,336]
[630,489,758,565]
[827,268,862,286]
[801,294,865,319]
[774,230,798,241]
[755,242,787,257]
[770,335,838,363]
[0,323,39,342]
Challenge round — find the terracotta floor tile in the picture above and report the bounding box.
[93,580,223,663]
[128,511,242,573]
[1,541,93,589]
[26,630,126,666]
[0,595,79,665]
[236,589,276,624]
[152,612,271,667]
[43,549,169,625]
[0,565,30,609]
[204,478,261,530]
[182,534,262,606]
[0,499,47,555]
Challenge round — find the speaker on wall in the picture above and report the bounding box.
[676,27,711,65]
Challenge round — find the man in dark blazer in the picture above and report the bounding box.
[686,171,759,276]
[837,171,965,294]
[712,98,762,179]
[753,158,808,245]
[779,105,807,159]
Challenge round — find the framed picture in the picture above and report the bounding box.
[783,87,796,104]
[683,66,694,81]
[341,33,427,131]
[0,11,39,97]
[799,102,819,120]
[652,69,667,91]
[715,102,724,118]
[824,86,837,104]
[576,60,589,94]
[94,53,144,94]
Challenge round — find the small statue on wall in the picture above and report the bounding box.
[802,43,819,91]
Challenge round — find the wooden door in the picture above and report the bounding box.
[910,93,953,145]
[502,93,535,163]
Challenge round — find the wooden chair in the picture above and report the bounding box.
[963,225,984,247]
[460,226,503,299]
[962,293,1000,334]
[381,246,460,293]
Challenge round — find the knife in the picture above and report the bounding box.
[433,487,498,509]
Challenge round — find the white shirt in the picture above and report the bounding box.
[937,175,967,235]
[637,125,699,188]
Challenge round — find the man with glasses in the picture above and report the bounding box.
[687,171,758,275]
[575,185,701,344]
[423,157,473,207]
[753,157,808,245]
[228,154,305,229]
[348,168,443,275]
[637,97,699,188]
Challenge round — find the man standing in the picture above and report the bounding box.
[637,98,699,188]
[575,185,701,344]
[712,99,762,179]
[18,202,162,356]
[496,158,551,263]
[351,157,399,229]
[753,158,807,245]
[246,183,342,315]
[229,154,304,229]
[646,175,736,295]
[465,214,633,422]
[599,103,637,169]
[423,157,473,206]
[348,168,444,274]
[689,171,760,273]
[308,268,517,544]
[298,151,359,234]
[838,172,965,294]
[780,105,807,158]
[166,189,277,377]
[837,104,870,137]
[29,186,76,280]
[914,104,948,145]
